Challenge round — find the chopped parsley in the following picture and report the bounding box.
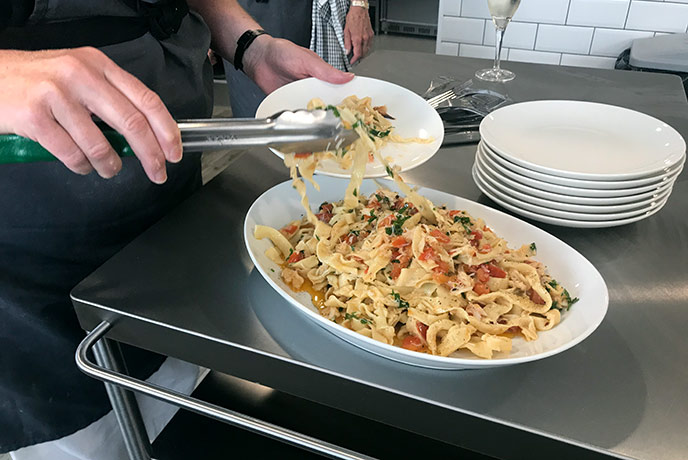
[367,210,378,223]
[386,213,412,236]
[344,312,372,325]
[391,291,409,311]
[369,128,391,138]
[390,259,400,263]
[530,242,537,252]
[270,268,275,272]
[350,230,360,236]
[352,120,363,129]
[563,288,579,307]
[285,248,294,261]
[548,280,558,288]
[375,193,391,205]
[385,165,394,177]
[454,215,472,233]
[325,104,340,117]
[350,245,355,251]
[353,188,357,197]
[338,307,344,312]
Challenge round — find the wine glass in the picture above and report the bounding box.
[475,0,521,82]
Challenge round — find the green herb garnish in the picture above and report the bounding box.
[369,128,391,138]
[345,312,372,325]
[548,280,558,288]
[385,165,394,177]
[391,291,409,311]
[454,215,472,233]
[325,104,340,117]
[285,248,294,261]
[367,210,377,223]
[353,188,357,197]
[530,242,537,252]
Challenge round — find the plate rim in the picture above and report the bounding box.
[473,167,670,228]
[477,147,680,198]
[255,76,444,179]
[479,100,687,180]
[244,178,609,369]
[480,142,684,190]
[474,166,670,220]
[475,161,674,213]
[475,153,676,205]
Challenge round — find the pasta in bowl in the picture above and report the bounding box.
[244,177,609,370]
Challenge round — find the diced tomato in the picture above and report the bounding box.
[287,251,305,264]
[351,255,365,264]
[391,236,409,248]
[342,233,358,245]
[377,215,393,228]
[366,199,381,209]
[485,263,507,278]
[294,152,311,158]
[430,229,451,244]
[478,244,492,254]
[319,203,333,213]
[416,322,429,340]
[402,335,423,351]
[529,289,545,305]
[473,282,490,295]
[483,225,492,232]
[476,266,490,283]
[280,224,298,236]
[462,264,479,274]
[419,247,435,261]
[315,212,333,223]
[392,198,404,210]
[449,210,463,217]
[390,252,410,280]
[435,260,450,274]
[432,271,451,284]
[471,230,483,241]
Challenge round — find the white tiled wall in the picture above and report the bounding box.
[436,0,688,69]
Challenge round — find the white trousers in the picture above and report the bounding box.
[9,358,207,460]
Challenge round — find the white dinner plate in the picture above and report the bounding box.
[244,176,608,370]
[473,168,670,228]
[475,163,673,214]
[474,169,669,221]
[480,142,684,190]
[475,154,676,205]
[477,148,681,198]
[255,76,444,178]
[480,100,686,180]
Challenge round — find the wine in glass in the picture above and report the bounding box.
[475,0,521,82]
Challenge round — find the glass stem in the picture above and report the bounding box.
[494,27,505,72]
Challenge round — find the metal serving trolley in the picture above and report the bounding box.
[72,51,688,460]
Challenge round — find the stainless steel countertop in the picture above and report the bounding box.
[73,51,688,460]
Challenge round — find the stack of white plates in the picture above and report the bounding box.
[472,101,686,228]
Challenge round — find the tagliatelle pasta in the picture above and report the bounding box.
[255,95,578,359]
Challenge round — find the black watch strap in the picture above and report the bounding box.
[234,28,268,71]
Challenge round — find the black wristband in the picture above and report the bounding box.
[234,29,268,72]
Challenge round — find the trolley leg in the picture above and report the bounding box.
[93,338,152,460]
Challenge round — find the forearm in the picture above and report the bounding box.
[187,0,263,64]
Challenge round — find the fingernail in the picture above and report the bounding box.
[153,168,167,184]
[170,144,183,163]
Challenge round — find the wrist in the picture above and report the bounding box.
[233,29,269,72]
[241,33,271,78]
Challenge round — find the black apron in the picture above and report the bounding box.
[0,0,213,451]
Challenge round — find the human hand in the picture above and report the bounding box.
[344,5,374,65]
[0,48,182,183]
[243,36,354,94]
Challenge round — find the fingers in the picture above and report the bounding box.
[351,35,364,64]
[104,64,182,163]
[30,114,93,176]
[79,72,169,184]
[309,52,355,84]
[344,27,352,57]
[50,94,122,179]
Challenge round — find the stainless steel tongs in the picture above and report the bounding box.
[179,109,358,153]
[0,110,358,164]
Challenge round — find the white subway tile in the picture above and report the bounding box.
[483,20,538,49]
[437,41,460,56]
[567,0,630,28]
[461,0,491,18]
[626,1,688,32]
[512,0,570,24]
[561,53,618,68]
[441,0,463,16]
[508,48,562,65]
[535,24,594,54]
[459,43,509,60]
[440,16,486,44]
[591,28,654,56]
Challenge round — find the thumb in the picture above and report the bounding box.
[310,57,355,84]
